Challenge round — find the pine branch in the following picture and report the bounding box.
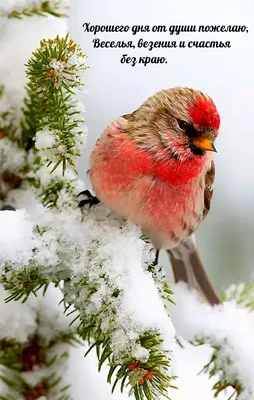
[0,35,89,210]
[197,341,242,400]
[65,279,176,400]
[2,267,53,303]
[0,208,177,400]
[190,282,254,400]
[62,231,177,400]
[20,34,88,175]
[1,36,88,207]
[0,337,72,400]
[7,1,68,19]
[25,159,85,210]
[0,285,76,400]
[222,282,254,310]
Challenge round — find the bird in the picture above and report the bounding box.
[79,87,221,305]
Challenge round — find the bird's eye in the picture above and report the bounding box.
[177,120,189,130]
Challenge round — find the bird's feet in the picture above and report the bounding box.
[147,250,161,273]
[152,250,160,267]
[78,190,100,208]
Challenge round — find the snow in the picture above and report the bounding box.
[0,284,76,398]
[167,343,233,400]
[0,283,235,400]
[34,129,64,161]
[34,124,86,165]
[35,129,56,151]
[49,51,87,86]
[66,340,231,400]
[49,59,66,72]
[168,282,254,397]
[0,137,26,173]
[0,283,75,348]
[0,203,178,398]
[0,284,37,342]
[6,188,45,219]
[0,209,34,267]
[0,204,176,384]
[10,154,86,212]
[27,284,78,343]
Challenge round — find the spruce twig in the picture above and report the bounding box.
[7,1,68,19]
[21,34,88,175]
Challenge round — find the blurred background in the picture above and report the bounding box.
[69,0,254,292]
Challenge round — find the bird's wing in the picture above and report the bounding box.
[203,159,215,219]
[167,159,219,306]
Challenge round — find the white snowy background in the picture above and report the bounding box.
[0,0,254,399]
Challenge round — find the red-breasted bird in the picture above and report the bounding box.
[79,87,221,305]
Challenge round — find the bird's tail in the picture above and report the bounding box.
[166,235,221,305]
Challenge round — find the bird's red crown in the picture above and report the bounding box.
[188,97,220,131]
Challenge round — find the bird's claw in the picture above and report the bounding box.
[152,250,160,266]
[78,190,100,208]
[78,190,93,198]
[78,197,100,208]
[147,250,163,273]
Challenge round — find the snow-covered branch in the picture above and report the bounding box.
[0,284,77,399]
[0,205,176,399]
[168,283,254,399]
[22,34,88,173]
[0,0,69,18]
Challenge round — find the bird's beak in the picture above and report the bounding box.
[191,136,217,152]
